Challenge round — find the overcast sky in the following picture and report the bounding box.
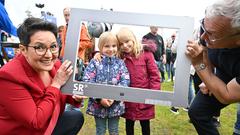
[6,0,216,28]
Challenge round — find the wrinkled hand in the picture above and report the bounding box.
[186,40,214,74]
[199,82,212,96]
[51,60,73,88]
[186,40,203,57]
[72,95,88,102]
[100,98,114,107]
[93,52,102,62]
[185,40,205,65]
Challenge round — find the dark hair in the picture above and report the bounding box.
[199,24,207,46]
[17,17,57,46]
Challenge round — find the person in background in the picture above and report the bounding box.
[0,17,85,135]
[13,47,20,56]
[57,25,64,56]
[0,30,7,66]
[186,66,196,111]
[59,7,93,65]
[60,7,93,110]
[142,26,166,83]
[117,27,160,135]
[165,33,176,82]
[83,32,129,135]
[0,1,17,67]
[169,34,180,114]
[60,7,93,82]
[0,1,17,36]
[186,0,240,134]
[169,33,195,114]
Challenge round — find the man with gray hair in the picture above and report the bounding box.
[185,0,240,134]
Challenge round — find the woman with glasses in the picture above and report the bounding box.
[0,17,85,135]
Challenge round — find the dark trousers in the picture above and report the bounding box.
[156,60,165,81]
[52,110,84,135]
[192,73,221,117]
[192,73,201,94]
[188,92,228,135]
[126,119,150,135]
[0,55,4,67]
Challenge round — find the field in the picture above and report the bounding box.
[78,81,237,135]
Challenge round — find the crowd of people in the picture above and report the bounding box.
[0,0,240,134]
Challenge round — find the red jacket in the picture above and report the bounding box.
[122,51,161,120]
[0,54,79,135]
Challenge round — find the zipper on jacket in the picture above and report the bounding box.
[107,57,111,84]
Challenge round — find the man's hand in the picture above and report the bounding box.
[186,40,206,65]
[186,40,203,57]
[199,83,212,96]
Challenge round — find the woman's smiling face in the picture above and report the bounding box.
[21,31,58,72]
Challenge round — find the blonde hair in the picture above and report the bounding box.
[116,27,142,58]
[98,32,119,55]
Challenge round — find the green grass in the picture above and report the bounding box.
[78,80,237,135]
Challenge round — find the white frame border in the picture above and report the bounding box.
[61,8,194,107]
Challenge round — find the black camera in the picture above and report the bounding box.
[87,22,113,38]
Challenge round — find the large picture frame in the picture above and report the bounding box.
[61,8,194,107]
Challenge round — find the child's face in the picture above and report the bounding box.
[102,41,118,57]
[119,40,134,54]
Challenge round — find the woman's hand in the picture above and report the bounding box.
[51,60,73,88]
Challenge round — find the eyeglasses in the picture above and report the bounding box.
[200,19,240,43]
[28,43,59,56]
